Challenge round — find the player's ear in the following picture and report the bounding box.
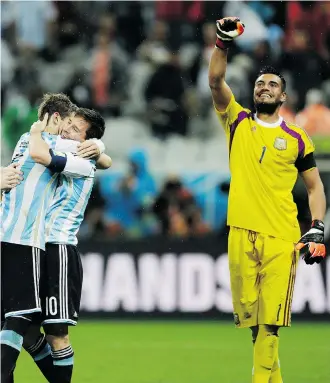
[280,92,287,103]
[53,112,60,124]
[53,112,64,128]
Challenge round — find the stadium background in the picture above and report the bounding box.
[1,1,330,382]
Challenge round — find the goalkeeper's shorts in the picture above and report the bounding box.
[228,227,299,328]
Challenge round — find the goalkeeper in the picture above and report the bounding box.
[209,17,327,383]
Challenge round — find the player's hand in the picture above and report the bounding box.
[0,163,23,191]
[296,220,326,265]
[30,113,48,134]
[77,140,100,159]
[216,17,245,50]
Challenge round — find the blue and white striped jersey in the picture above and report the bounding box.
[45,168,95,245]
[1,133,94,250]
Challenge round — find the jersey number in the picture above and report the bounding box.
[45,296,58,316]
[259,146,266,163]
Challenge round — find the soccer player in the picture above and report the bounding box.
[0,94,109,381]
[208,17,327,382]
[0,164,23,191]
[21,107,110,383]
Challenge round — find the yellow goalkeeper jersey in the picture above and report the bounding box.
[215,95,315,243]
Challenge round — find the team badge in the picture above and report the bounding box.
[274,137,287,150]
[233,313,240,325]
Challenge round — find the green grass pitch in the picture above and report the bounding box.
[15,321,330,383]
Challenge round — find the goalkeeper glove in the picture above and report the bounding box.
[296,220,327,265]
[216,17,245,50]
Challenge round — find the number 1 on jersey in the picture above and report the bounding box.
[259,146,266,163]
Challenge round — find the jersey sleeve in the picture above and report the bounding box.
[54,137,79,153]
[294,129,316,172]
[52,137,95,177]
[213,95,246,133]
[300,129,315,157]
[61,152,95,178]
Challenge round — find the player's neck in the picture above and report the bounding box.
[255,112,281,124]
[45,125,58,134]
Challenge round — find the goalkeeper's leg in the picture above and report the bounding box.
[254,235,298,382]
[251,326,282,383]
[252,325,280,383]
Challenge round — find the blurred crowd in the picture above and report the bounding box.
[1,1,330,239]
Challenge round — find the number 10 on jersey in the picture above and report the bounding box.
[45,296,58,316]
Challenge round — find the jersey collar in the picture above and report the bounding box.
[254,114,283,128]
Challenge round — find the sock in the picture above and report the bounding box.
[25,334,55,382]
[253,325,278,383]
[1,317,31,381]
[270,342,283,383]
[1,330,23,381]
[51,345,74,383]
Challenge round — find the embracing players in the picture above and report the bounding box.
[1,93,111,382]
[209,17,327,382]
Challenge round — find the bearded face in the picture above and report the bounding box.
[253,74,286,114]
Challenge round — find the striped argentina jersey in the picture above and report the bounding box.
[45,166,95,245]
[1,133,93,250]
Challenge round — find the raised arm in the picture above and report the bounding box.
[208,48,233,111]
[208,17,245,111]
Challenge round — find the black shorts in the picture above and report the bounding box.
[1,242,44,319]
[40,244,83,326]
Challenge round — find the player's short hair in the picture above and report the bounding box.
[38,93,77,121]
[257,66,286,92]
[75,108,106,139]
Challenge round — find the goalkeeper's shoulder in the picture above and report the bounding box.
[283,121,315,146]
[283,120,305,133]
[213,94,250,115]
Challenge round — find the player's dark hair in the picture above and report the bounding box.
[38,93,77,121]
[257,66,286,92]
[75,108,106,139]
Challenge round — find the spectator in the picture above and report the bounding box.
[109,1,146,54]
[11,0,58,54]
[102,149,157,237]
[185,206,211,237]
[91,32,111,112]
[153,176,207,237]
[145,51,188,138]
[285,1,330,59]
[126,20,170,116]
[137,20,170,65]
[279,29,328,110]
[295,89,330,137]
[153,177,186,235]
[189,22,217,118]
[90,14,129,116]
[155,1,204,48]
